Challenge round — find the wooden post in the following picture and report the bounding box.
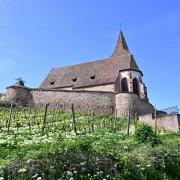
[7,101,13,133]
[71,104,77,135]
[134,113,137,130]
[127,108,131,136]
[92,111,95,132]
[88,109,91,132]
[27,107,32,131]
[154,106,157,135]
[42,104,48,132]
[113,109,117,132]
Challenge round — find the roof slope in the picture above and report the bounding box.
[40,32,142,89]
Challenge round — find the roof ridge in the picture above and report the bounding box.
[111,31,129,57]
[54,58,109,70]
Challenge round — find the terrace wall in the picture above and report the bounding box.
[5,86,154,116]
[139,114,180,132]
[30,89,115,114]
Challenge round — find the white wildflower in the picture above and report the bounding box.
[32,173,38,178]
[18,168,26,173]
[36,177,42,180]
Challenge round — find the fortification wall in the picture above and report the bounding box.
[139,114,180,132]
[6,86,31,105]
[30,89,115,114]
[5,86,154,116]
[0,93,4,100]
[115,93,154,116]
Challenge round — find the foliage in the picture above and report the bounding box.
[0,101,16,108]
[134,123,161,146]
[0,107,179,179]
[0,132,179,180]
[15,77,26,86]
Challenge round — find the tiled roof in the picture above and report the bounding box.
[40,32,142,89]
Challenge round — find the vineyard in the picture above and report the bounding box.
[0,103,133,135]
[0,103,132,166]
[0,102,180,180]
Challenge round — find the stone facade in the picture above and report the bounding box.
[139,114,180,132]
[5,86,31,105]
[30,89,115,114]
[5,85,154,116]
[115,93,154,116]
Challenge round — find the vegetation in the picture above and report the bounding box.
[0,101,16,108]
[15,77,26,86]
[134,123,161,147]
[0,106,179,180]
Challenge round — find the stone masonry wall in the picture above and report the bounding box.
[115,93,154,117]
[5,86,154,116]
[30,89,115,114]
[139,114,180,132]
[6,86,31,105]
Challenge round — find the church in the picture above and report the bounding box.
[3,32,154,116]
[41,32,148,101]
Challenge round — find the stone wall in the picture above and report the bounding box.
[115,93,154,117]
[0,93,4,100]
[30,89,115,114]
[5,86,154,116]
[6,86,31,105]
[139,114,180,132]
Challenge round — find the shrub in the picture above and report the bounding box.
[0,101,16,108]
[134,123,161,146]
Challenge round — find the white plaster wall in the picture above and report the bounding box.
[59,87,73,90]
[119,71,146,99]
[53,84,115,92]
[77,84,115,92]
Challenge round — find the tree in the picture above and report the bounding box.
[15,77,26,86]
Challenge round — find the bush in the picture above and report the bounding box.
[0,101,16,108]
[134,123,161,146]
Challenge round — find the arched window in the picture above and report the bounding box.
[121,78,129,92]
[133,78,140,96]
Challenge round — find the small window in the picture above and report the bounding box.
[72,77,77,82]
[50,81,55,85]
[133,78,140,96]
[121,78,129,92]
[90,75,96,80]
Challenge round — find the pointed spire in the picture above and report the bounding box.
[111,31,129,57]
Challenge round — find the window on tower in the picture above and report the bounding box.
[133,78,140,96]
[121,78,129,92]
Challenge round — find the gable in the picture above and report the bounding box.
[40,32,142,90]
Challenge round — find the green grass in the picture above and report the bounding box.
[0,107,179,179]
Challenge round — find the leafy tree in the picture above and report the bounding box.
[15,77,26,86]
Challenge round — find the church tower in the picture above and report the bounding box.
[112,31,148,101]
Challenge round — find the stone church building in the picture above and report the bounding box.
[3,32,154,116]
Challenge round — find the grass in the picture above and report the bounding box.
[0,107,179,179]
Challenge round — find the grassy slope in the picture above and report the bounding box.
[1,127,180,180]
[0,106,179,179]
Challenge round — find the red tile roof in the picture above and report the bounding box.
[40,32,142,89]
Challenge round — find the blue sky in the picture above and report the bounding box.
[0,0,180,110]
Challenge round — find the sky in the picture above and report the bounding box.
[0,0,180,110]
